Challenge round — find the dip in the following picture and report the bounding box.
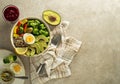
[0,70,14,83]
[3,5,19,22]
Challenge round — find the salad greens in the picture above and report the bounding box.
[3,54,17,64]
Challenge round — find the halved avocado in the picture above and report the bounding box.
[42,10,61,26]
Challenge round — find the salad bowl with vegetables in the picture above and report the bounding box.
[11,18,51,57]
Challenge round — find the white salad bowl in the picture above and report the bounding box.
[11,17,51,57]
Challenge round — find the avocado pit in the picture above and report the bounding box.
[49,16,56,22]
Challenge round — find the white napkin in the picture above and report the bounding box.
[30,21,82,84]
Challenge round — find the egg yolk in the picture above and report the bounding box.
[26,36,34,43]
[13,65,21,72]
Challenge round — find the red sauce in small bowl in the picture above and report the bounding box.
[3,5,19,22]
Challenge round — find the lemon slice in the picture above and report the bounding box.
[15,47,28,55]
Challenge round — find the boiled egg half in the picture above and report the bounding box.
[23,33,35,44]
[10,63,23,74]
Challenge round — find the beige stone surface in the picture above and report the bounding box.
[0,0,120,84]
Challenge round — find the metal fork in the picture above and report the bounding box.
[51,33,61,46]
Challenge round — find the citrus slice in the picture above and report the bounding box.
[15,47,28,55]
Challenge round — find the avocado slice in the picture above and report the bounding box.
[35,43,42,54]
[30,42,48,54]
[30,43,44,54]
[35,35,49,42]
[30,43,39,54]
[36,42,44,53]
[38,41,47,48]
[25,49,31,56]
[42,10,61,26]
[30,47,35,56]
[27,35,49,55]
[25,47,35,56]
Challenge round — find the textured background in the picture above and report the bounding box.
[0,0,120,84]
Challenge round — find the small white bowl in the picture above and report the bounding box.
[0,68,15,84]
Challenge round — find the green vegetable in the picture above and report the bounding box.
[39,24,46,29]
[35,20,40,24]
[39,30,49,36]
[32,28,39,35]
[3,59,10,64]
[3,54,17,64]
[28,20,34,23]
[30,23,37,27]
[27,20,35,27]
[28,19,40,27]
[8,55,17,62]
[18,26,24,34]
[39,30,44,34]
[44,31,49,36]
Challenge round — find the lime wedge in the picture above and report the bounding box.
[15,47,28,55]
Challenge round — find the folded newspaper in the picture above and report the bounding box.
[30,21,82,84]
